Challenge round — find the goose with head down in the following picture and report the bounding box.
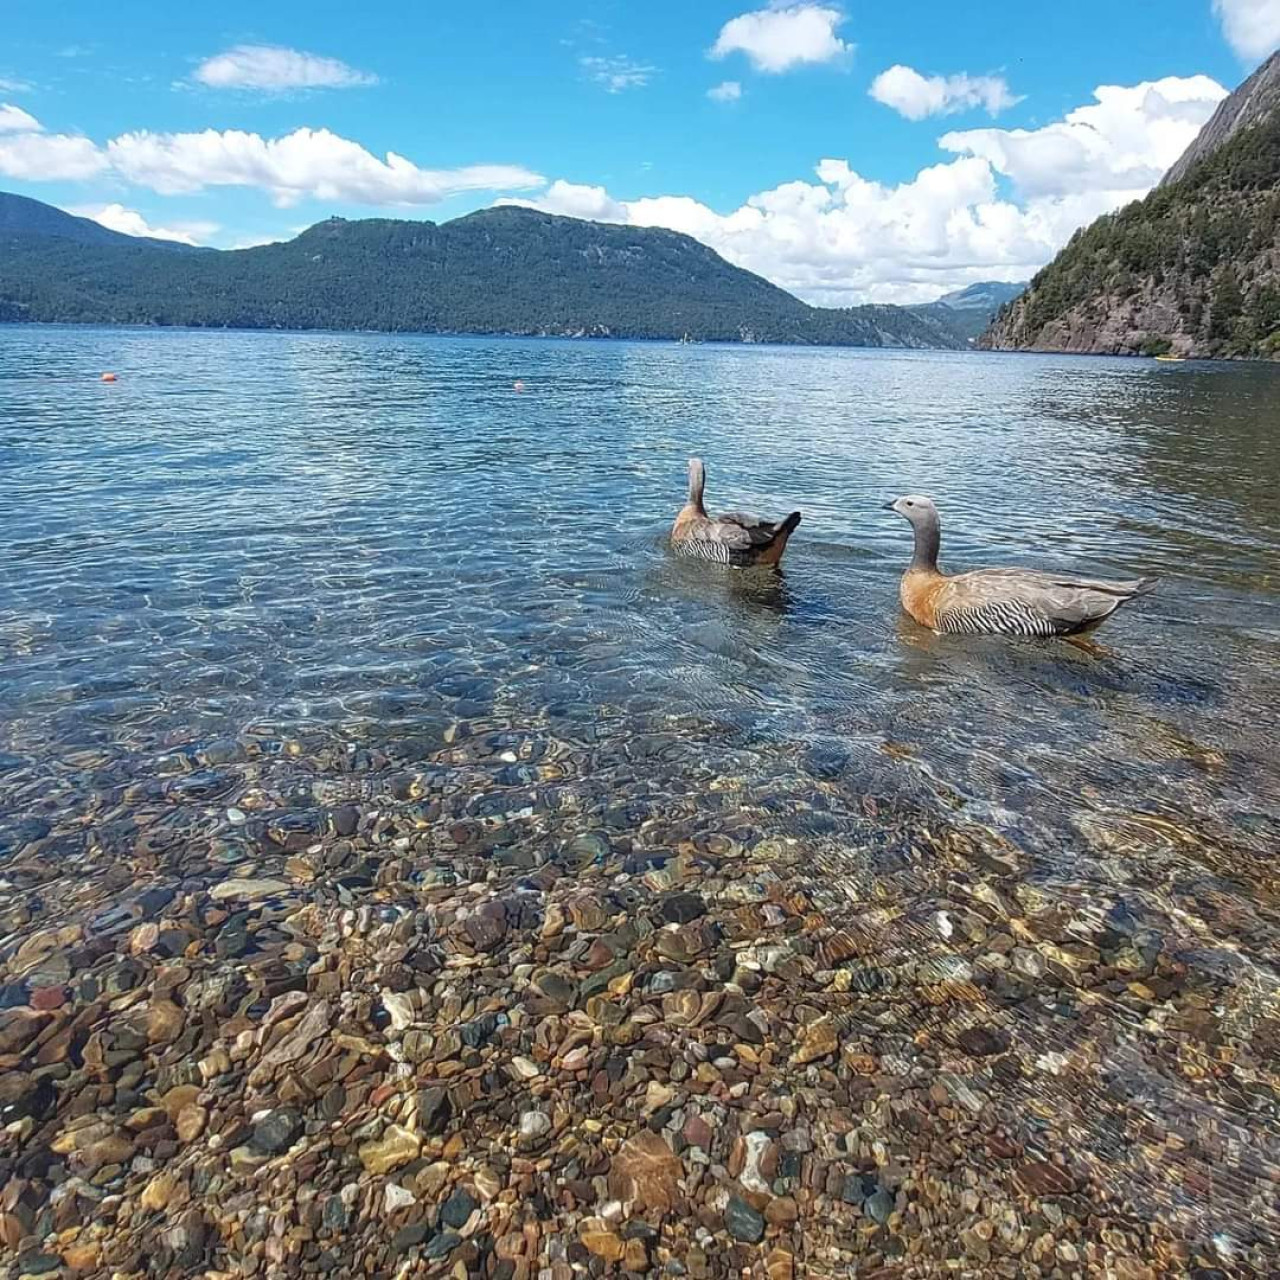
[672,458,801,568]
[885,495,1158,638]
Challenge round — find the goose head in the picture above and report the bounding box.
[883,494,939,529]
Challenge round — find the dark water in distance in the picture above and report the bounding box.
[1,326,1279,1260]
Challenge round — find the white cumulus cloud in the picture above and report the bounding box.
[941,75,1227,198]
[0,105,107,180]
[579,55,656,93]
[710,4,850,74]
[193,44,377,92]
[708,80,743,102]
[502,74,1227,305]
[869,65,1021,120]
[68,202,220,246]
[0,109,541,210]
[105,127,544,206]
[515,179,626,222]
[0,103,41,133]
[1212,0,1280,60]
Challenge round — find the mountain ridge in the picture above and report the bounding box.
[909,280,1027,344]
[982,53,1280,359]
[935,281,1027,311]
[1162,51,1280,186]
[0,192,1006,349]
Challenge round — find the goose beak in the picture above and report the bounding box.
[881,500,897,511]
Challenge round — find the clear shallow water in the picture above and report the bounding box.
[1,326,1279,1263]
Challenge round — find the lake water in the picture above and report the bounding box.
[1,326,1278,1269]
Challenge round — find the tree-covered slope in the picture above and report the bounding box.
[983,53,1280,359]
[0,200,967,348]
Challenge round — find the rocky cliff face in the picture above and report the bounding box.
[1163,51,1280,186]
[983,52,1280,359]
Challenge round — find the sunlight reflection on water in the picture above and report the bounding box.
[1,327,1279,1262]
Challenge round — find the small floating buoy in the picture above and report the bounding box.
[513,379,525,392]
[100,372,118,382]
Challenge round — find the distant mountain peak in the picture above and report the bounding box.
[0,190,202,252]
[935,281,1027,311]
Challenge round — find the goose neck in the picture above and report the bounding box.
[910,515,940,571]
[688,463,707,514]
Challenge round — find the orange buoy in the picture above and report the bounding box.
[513,379,525,392]
[100,372,118,382]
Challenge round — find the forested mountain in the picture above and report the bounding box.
[0,194,991,348]
[983,51,1280,359]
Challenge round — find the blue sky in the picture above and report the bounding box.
[1,1,1275,302]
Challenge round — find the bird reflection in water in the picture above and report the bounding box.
[656,554,796,620]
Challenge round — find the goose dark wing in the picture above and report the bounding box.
[718,511,783,548]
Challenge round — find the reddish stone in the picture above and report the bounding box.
[683,1114,714,1150]
[464,900,508,952]
[1015,1160,1079,1197]
[580,939,617,971]
[765,1196,799,1225]
[31,985,67,1011]
[607,1131,683,1214]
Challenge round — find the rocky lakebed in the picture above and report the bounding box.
[1,716,1276,1279]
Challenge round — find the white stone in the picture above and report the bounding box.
[384,1183,416,1214]
[739,1129,773,1194]
[210,877,289,902]
[382,992,415,1032]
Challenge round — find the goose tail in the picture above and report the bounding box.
[757,511,802,567]
[776,511,802,540]
[1129,575,1159,599]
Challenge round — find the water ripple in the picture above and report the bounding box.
[1,328,1279,1263]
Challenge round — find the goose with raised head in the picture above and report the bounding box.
[672,458,801,568]
[884,495,1158,638]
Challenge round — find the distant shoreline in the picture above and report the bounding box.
[6,320,1275,366]
[0,318,977,354]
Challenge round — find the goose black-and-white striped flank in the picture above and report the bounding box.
[936,600,1061,637]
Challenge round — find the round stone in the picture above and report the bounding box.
[519,1110,552,1141]
[249,1107,303,1155]
[440,1187,478,1229]
[865,1188,895,1224]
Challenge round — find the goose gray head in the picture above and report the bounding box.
[883,494,939,528]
